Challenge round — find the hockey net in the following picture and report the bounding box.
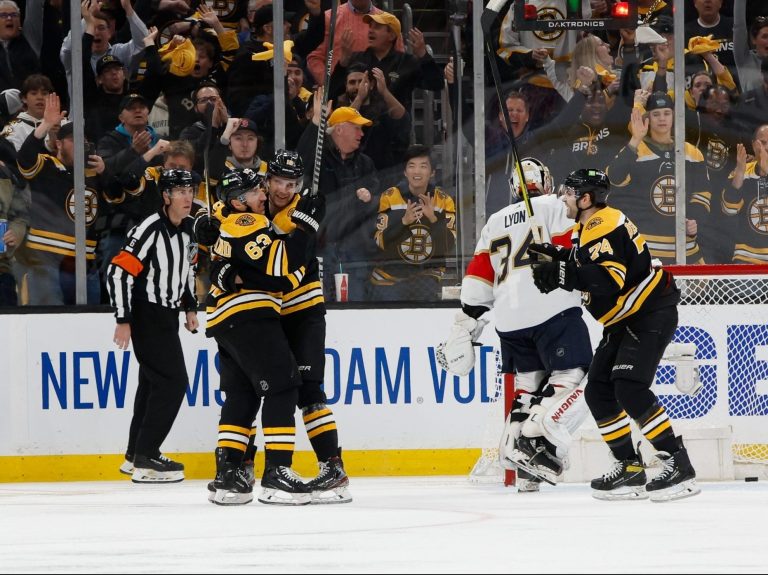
[664,264,768,466]
[470,264,768,485]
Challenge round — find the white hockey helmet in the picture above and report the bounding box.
[509,157,554,201]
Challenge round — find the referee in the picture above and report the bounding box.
[107,169,199,484]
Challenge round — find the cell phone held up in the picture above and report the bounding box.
[84,142,95,165]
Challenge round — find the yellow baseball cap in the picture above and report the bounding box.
[363,12,401,37]
[328,107,373,127]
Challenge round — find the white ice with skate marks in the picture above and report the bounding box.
[0,477,766,573]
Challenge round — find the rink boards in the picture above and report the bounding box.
[0,307,765,481]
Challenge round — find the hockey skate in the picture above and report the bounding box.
[119,454,134,476]
[515,469,542,493]
[307,455,352,504]
[646,439,701,502]
[591,457,648,501]
[211,466,253,506]
[510,436,561,485]
[131,454,184,483]
[258,465,312,506]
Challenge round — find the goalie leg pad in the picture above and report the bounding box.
[522,370,588,457]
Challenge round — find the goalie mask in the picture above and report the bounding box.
[509,157,553,203]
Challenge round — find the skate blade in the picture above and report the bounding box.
[311,486,352,504]
[131,469,184,483]
[258,488,312,506]
[592,485,648,501]
[516,481,541,493]
[212,489,254,506]
[649,479,701,503]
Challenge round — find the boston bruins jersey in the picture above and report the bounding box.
[371,184,456,285]
[270,194,325,316]
[572,206,679,329]
[205,202,307,335]
[17,134,102,260]
[606,140,710,263]
[461,194,579,332]
[723,162,768,264]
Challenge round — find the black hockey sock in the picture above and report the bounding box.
[596,410,637,461]
[302,403,339,462]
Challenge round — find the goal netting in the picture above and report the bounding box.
[470,264,768,485]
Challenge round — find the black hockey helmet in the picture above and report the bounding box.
[559,168,610,206]
[268,149,304,180]
[241,167,265,191]
[217,168,251,204]
[158,168,194,195]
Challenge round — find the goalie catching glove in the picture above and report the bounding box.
[192,209,221,246]
[436,311,488,376]
[291,189,326,232]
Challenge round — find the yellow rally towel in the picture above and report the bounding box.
[252,40,295,64]
[158,38,196,76]
[686,35,721,55]
[595,64,617,86]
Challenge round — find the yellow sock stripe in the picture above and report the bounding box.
[599,411,629,428]
[307,423,338,439]
[645,420,672,440]
[603,425,632,442]
[303,408,332,423]
[219,424,252,435]
[642,407,665,427]
[249,427,258,437]
[263,427,296,435]
[218,440,247,451]
[265,444,295,451]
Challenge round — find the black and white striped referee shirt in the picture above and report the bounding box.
[107,210,198,323]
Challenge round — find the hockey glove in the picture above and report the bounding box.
[435,311,489,376]
[527,242,571,263]
[531,260,578,294]
[193,210,221,246]
[210,258,240,293]
[291,189,326,232]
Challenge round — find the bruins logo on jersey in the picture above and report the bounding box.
[209,0,239,21]
[586,217,603,231]
[235,214,256,226]
[399,225,434,264]
[748,197,768,235]
[66,187,99,225]
[706,138,728,172]
[651,175,676,216]
[533,7,566,42]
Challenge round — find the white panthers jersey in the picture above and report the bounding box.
[461,195,580,332]
[497,0,592,64]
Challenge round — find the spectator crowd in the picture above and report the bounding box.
[0,0,766,307]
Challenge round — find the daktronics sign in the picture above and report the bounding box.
[546,19,606,28]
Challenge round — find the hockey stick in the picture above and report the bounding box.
[310,0,339,198]
[480,0,542,242]
[201,101,215,215]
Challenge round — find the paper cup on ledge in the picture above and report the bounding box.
[334,273,349,302]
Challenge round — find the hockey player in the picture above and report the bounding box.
[202,150,352,504]
[204,167,325,506]
[437,158,593,492]
[529,168,700,502]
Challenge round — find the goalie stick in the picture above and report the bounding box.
[480,0,542,243]
[310,0,339,198]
